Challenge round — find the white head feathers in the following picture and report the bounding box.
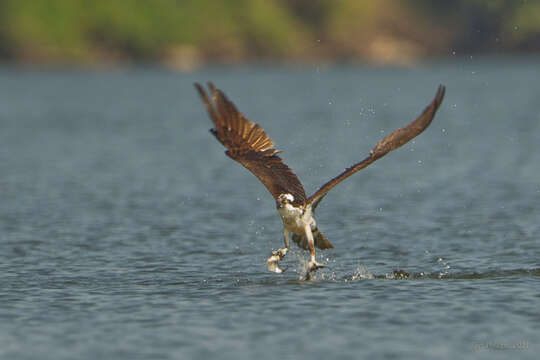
[281,193,294,202]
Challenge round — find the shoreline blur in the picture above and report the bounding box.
[1,0,539,70]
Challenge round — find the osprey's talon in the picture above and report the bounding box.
[307,260,325,272]
[273,248,288,259]
[303,260,325,280]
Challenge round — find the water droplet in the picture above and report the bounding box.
[441,128,446,133]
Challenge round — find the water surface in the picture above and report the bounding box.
[0,59,539,359]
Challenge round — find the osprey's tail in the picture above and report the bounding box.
[292,227,334,250]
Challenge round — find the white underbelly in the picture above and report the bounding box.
[278,203,316,235]
[281,213,316,234]
[283,218,305,234]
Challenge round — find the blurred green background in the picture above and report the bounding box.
[0,0,539,69]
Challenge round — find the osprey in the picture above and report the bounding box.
[195,82,445,277]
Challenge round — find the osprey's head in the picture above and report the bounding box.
[277,193,294,209]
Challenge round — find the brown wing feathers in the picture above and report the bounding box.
[195,82,308,205]
[370,85,445,159]
[307,85,445,206]
[195,83,275,153]
[196,82,445,208]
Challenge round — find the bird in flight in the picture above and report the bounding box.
[195,82,445,278]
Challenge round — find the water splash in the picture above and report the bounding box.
[348,264,374,281]
[287,251,331,281]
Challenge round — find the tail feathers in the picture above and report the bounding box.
[292,227,334,250]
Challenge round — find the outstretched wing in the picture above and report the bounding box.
[307,85,445,207]
[195,82,307,206]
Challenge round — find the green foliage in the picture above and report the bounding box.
[508,2,540,43]
[0,0,539,65]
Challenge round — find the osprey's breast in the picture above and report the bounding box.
[278,204,315,234]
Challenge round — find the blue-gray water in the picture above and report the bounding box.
[0,59,539,359]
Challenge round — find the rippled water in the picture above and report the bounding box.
[1,59,539,359]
